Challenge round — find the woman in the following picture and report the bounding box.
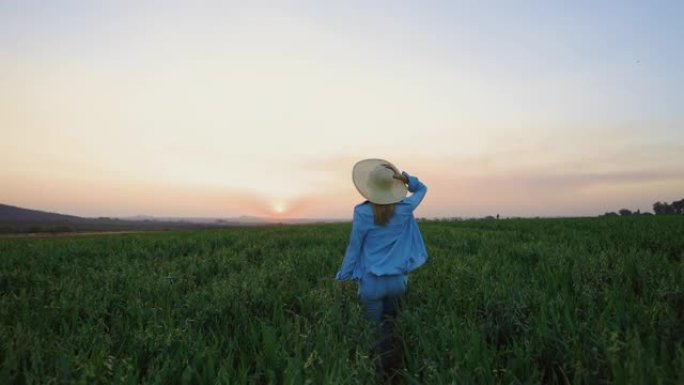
[335,158,428,378]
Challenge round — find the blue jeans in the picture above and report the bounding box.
[358,273,408,323]
[358,273,408,378]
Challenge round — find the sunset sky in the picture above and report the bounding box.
[1,1,683,219]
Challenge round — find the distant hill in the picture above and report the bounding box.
[0,203,227,234]
[0,203,344,234]
[0,204,84,222]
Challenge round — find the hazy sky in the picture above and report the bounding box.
[1,0,683,219]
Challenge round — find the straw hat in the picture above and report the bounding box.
[352,158,408,204]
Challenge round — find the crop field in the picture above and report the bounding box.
[1,217,683,384]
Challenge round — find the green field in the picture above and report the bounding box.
[1,217,683,384]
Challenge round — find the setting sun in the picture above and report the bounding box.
[272,202,287,216]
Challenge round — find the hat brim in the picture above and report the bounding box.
[352,158,408,204]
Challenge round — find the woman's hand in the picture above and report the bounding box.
[382,164,408,184]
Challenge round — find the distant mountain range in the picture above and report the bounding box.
[0,204,83,223]
[0,203,344,234]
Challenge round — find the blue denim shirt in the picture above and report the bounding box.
[335,172,428,281]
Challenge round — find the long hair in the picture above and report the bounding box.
[371,203,396,226]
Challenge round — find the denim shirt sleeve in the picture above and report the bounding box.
[401,171,427,210]
[335,209,365,281]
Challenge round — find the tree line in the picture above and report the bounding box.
[602,198,683,217]
[653,198,684,215]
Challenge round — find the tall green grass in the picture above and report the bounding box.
[1,216,683,384]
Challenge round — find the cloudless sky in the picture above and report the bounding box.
[1,0,683,219]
